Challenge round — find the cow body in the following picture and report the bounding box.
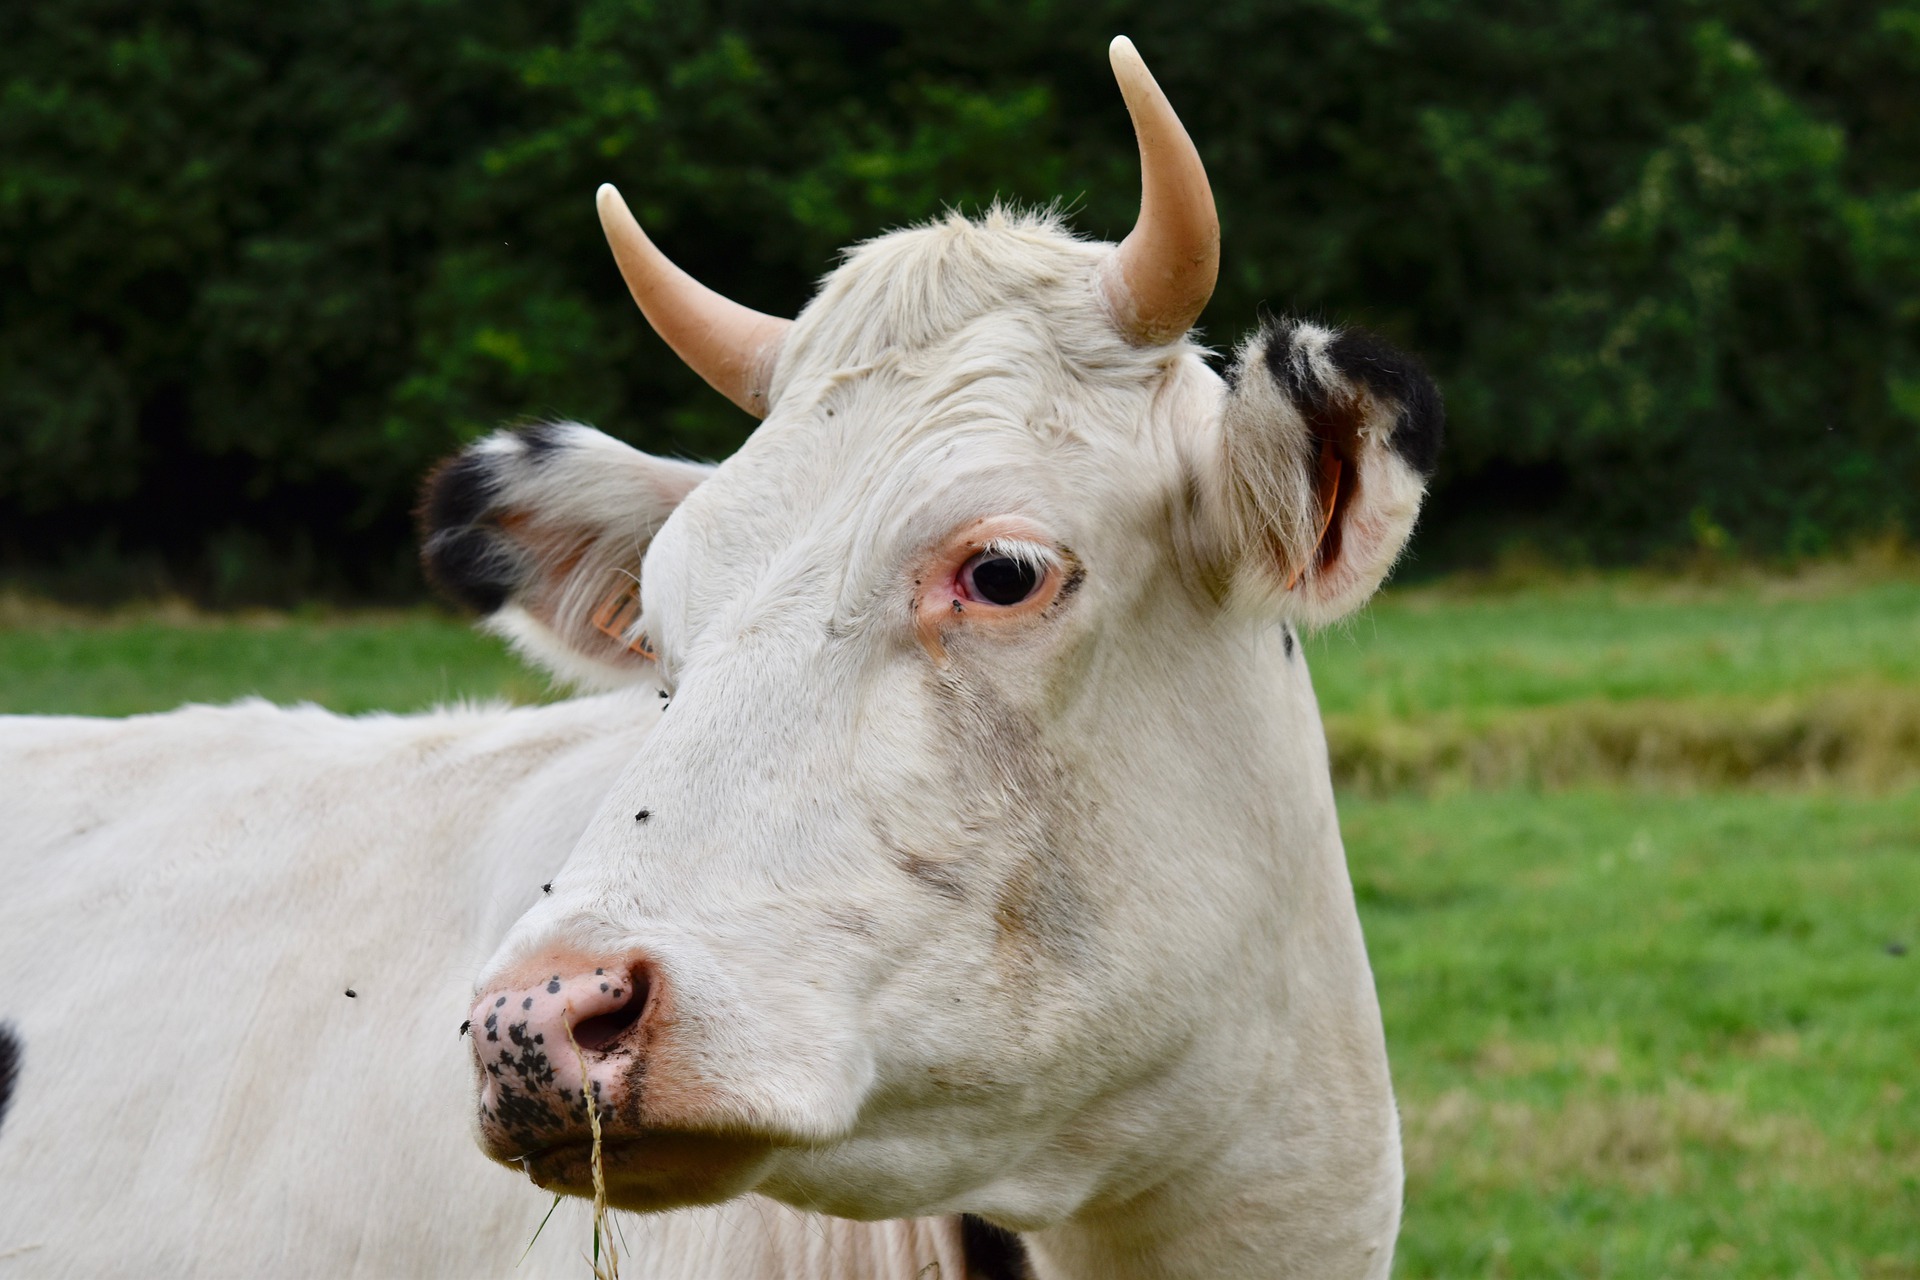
[0,696,983,1276]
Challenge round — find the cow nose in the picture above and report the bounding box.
[469,955,654,1150]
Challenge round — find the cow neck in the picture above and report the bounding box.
[1018,847,1400,1280]
[1017,1037,1400,1280]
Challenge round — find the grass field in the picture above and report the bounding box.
[2,570,1915,1276]
[1357,789,1917,1276]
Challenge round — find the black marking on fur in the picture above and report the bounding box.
[422,527,521,614]
[1261,319,1318,411]
[344,989,357,998]
[961,1214,1031,1280]
[1324,328,1444,477]
[459,1019,472,1037]
[1253,320,1445,479]
[542,882,552,894]
[635,809,651,823]
[1283,626,1295,658]
[513,421,571,462]
[420,449,498,533]
[0,1023,20,1135]
[416,445,523,614]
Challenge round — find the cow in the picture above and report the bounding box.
[0,37,1440,1279]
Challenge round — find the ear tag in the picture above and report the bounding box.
[590,581,658,660]
[1285,446,1344,592]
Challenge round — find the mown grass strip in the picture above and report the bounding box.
[1328,684,1920,793]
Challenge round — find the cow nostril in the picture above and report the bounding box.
[570,974,648,1053]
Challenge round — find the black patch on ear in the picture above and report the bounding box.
[421,526,521,614]
[417,450,523,614]
[1251,321,1444,480]
[1323,328,1445,478]
[419,450,498,535]
[1221,352,1244,392]
[0,1023,20,1135]
[961,1214,1031,1280]
[513,421,569,462]
[1260,319,1317,410]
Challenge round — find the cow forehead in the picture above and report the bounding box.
[641,212,1214,651]
[642,424,1082,665]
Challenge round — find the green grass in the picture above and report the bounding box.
[3,573,1917,1274]
[0,605,543,716]
[1348,789,1919,1278]
[1307,576,1920,720]
[1308,575,1920,793]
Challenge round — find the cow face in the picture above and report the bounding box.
[424,40,1439,1234]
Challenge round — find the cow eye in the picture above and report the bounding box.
[960,552,1041,607]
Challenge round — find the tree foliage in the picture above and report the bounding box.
[2,0,1915,598]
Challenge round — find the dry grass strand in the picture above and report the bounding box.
[563,1017,619,1280]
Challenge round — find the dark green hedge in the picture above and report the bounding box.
[3,1,1916,599]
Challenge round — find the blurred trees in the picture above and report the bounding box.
[1,0,1915,599]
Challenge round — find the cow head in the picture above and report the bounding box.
[423,36,1439,1261]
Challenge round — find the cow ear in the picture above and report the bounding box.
[1199,320,1443,625]
[417,423,712,690]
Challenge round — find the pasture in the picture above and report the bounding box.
[2,569,1914,1278]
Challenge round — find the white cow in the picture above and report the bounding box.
[0,38,1441,1279]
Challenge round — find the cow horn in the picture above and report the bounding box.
[596,184,792,418]
[1098,37,1220,346]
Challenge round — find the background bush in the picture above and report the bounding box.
[2,0,1916,600]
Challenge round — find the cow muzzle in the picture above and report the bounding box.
[467,952,771,1209]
